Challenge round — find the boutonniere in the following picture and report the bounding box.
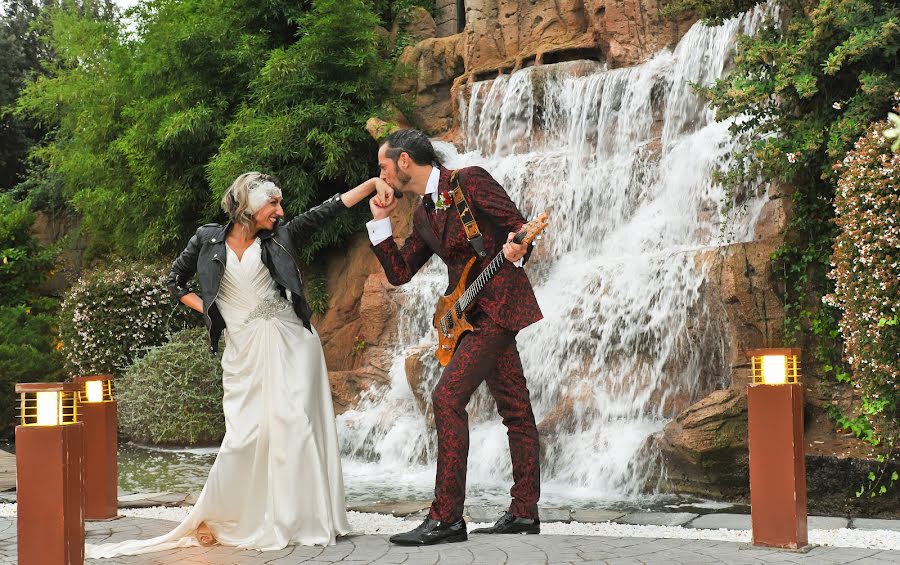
[434,190,452,211]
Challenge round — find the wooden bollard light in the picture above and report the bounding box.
[15,382,85,564]
[74,375,119,520]
[746,348,809,550]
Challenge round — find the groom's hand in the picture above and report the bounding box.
[370,193,398,220]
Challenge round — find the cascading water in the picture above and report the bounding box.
[337,5,777,507]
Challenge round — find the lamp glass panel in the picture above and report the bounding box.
[85,380,104,403]
[36,391,60,425]
[761,355,787,384]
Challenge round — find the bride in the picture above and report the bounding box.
[87,172,394,557]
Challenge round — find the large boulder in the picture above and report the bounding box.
[657,387,750,497]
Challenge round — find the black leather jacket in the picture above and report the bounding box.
[166,194,347,353]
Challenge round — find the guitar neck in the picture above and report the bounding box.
[457,250,506,313]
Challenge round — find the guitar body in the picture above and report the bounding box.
[433,256,477,366]
[431,212,549,367]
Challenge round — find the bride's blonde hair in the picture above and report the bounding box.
[221,172,280,230]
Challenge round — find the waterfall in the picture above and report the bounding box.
[337,5,777,506]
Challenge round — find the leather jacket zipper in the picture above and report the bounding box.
[272,236,303,284]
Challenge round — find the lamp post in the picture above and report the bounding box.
[746,348,808,550]
[73,375,119,520]
[15,382,84,565]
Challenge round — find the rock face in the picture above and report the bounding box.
[315,197,421,415]
[314,232,397,414]
[397,0,697,136]
[435,0,461,37]
[396,33,466,134]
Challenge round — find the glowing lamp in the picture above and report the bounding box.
[73,375,119,520]
[76,374,115,403]
[15,382,84,564]
[745,348,808,550]
[748,348,800,385]
[16,382,79,427]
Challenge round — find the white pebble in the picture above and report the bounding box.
[0,504,898,550]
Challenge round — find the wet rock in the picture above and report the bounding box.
[656,387,750,498]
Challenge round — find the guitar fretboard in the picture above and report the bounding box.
[456,250,506,314]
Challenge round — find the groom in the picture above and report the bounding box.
[366,128,543,545]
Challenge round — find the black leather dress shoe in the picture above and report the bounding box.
[389,517,467,545]
[471,511,540,534]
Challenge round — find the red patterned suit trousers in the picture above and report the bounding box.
[428,311,541,523]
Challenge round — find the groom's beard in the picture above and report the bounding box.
[394,169,412,195]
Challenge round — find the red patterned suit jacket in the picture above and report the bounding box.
[372,166,542,332]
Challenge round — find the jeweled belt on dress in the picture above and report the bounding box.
[244,297,291,324]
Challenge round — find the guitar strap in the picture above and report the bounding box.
[449,170,486,258]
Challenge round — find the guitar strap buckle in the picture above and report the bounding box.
[449,170,486,258]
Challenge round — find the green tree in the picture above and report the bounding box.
[17,0,301,258]
[208,0,393,262]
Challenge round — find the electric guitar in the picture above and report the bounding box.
[433,212,550,366]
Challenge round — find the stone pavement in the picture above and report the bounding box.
[1,515,900,564]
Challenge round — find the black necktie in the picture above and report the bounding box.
[423,194,434,212]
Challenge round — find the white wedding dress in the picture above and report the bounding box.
[87,239,351,558]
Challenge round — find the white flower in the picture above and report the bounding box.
[786,152,797,163]
[833,101,842,110]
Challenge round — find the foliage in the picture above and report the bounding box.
[372,0,436,27]
[825,107,900,491]
[0,1,116,191]
[58,261,198,376]
[16,0,394,262]
[0,193,56,304]
[16,0,301,258]
[0,192,63,434]
[208,0,392,263]
[0,299,65,434]
[117,328,224,445]
[695,0,899,490]
[305,273,329,316]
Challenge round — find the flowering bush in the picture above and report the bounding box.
[58,261,198,375]
[827,105,900,447]
[117,328,224,445]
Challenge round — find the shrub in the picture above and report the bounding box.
[0,299,66,434]
[827,105,900,446]
[58,261,198,375]
[0,194,63,434]
[117,328,224,445]
[0,194,56,305]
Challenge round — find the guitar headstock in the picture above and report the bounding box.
[514,212,550,246]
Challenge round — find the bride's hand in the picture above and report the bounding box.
[372,178,396,208]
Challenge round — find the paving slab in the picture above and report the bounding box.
[851,518,900,532]
[570,509,626,523]
[809,516,850,529]
[617,511,699,526]
[118,499,169,509]
[687,513,752,530]
[117,492,169,502]
[143,493,188,506]
[463,505,506,522]
[347,500,430,517]
[539,507,571,523]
